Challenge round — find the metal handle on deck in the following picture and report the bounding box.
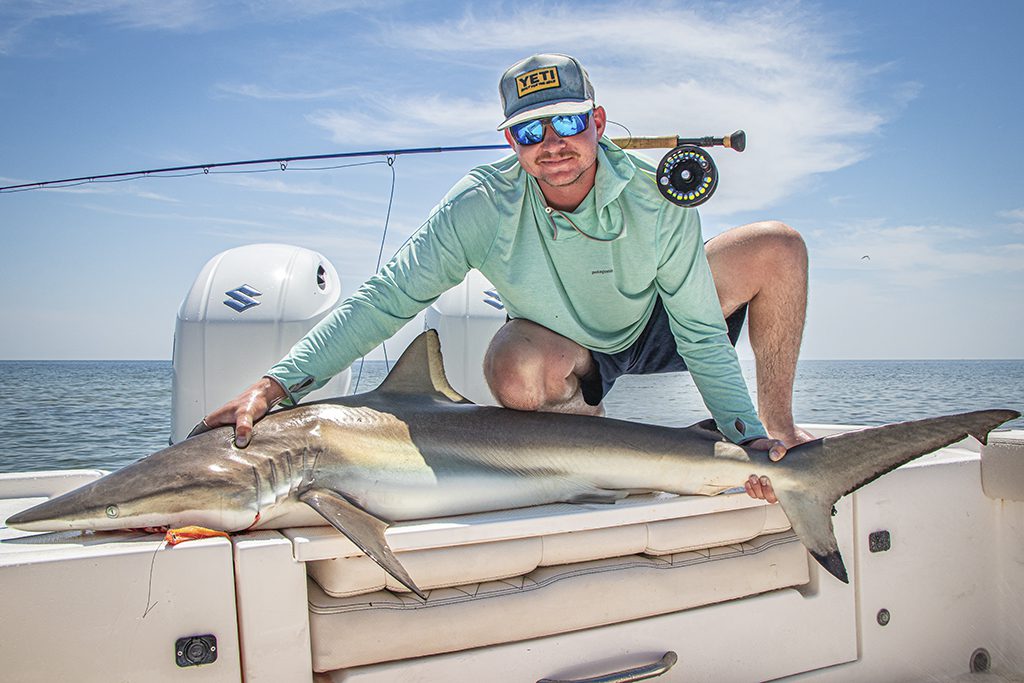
[537,651,678,683]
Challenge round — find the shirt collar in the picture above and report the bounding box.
[594,137,636,211]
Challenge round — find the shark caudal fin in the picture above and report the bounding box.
[772,409,1020,583]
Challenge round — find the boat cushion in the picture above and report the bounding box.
[981,433,1024,501]
[307,501,792,596]
[307,529,809,671]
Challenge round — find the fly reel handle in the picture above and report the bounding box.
[611,130,745,152]
[608,130,746,207]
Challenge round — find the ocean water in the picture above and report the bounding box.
[0,358,1021,474]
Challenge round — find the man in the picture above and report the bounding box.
[204,54,812,503]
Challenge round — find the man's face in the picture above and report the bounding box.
[505,106,607,193]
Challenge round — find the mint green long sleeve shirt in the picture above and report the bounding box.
[266,139,767,444]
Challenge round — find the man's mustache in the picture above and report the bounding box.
[535,151,578,162]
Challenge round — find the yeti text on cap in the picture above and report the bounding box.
[515,67,561,97]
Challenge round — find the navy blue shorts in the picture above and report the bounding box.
[579,297,747,406]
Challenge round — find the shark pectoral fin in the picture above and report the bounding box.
[567,488,631,504]
[298,488,426,600]
[773,487,849,584]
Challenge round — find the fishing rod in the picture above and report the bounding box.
[618,130,746,207]
[0,130,746,207]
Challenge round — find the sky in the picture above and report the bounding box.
[0,0,1022,361]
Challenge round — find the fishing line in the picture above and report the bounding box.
[353,155,398,393]
[373,157,398,274]
[1,159,392,193]
[211,159,388,174]
[0,171,208,193]
[276,160,387,173]
[607,119,633,142]
[376,157,398,374]
[0,144,510,193]
[142,538,165,619]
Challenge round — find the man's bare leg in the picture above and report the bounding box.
[484,318,603,416]
[705,220,813,448]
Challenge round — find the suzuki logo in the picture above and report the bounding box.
[224,284,262,312]
[482,289,504,311]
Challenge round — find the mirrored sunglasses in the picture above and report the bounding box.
[510,112,590,146]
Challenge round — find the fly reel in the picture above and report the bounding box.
[614,130,745,208]
[656,146,718,207]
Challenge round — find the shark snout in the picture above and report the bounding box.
[5,440,266,533]
[5,487,123,532]
[5,506,51,531]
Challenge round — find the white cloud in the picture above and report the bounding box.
[0,0,217,54]
[212,172,392,204]
[213,83,354,101]
[814,220,1024,286]
[307,94,502,146]
[7,1,901,220]
[1,0,216,33]
[0,21,26,55]
[999,208,1024,232]
[1,179,181,202]
[71,202,290,233]
[301,2,907,215]
[0,0,390,52]
[289,207,392,227]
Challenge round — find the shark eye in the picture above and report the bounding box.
[105,505,119,518]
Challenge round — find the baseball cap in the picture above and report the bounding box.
[497,53,595,130]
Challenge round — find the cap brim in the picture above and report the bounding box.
[497,99,594,130]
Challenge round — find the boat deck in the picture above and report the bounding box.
[1,428,1022,682]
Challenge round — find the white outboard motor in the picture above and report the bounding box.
[170,244,351,443]
[425,269,507,406]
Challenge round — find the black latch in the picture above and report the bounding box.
[176,634,217,667]
[869,530,891,553]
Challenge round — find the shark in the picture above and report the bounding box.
[6,329,1019,598]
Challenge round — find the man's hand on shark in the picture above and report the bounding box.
[202,376,286,448]
[745,474,777,503]
[747,437,788,462]
[743,437,786,503]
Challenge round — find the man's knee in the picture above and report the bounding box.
[728,220,806,271]
[484,340,547,411]
[483,320,589,411]
[707,221,808,315]
[760,221,807,270]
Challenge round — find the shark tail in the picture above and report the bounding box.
[770,409,1019,583]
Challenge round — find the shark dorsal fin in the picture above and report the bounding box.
[375,329,469,403]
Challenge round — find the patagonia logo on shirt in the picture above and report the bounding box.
[591,269,613,275]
